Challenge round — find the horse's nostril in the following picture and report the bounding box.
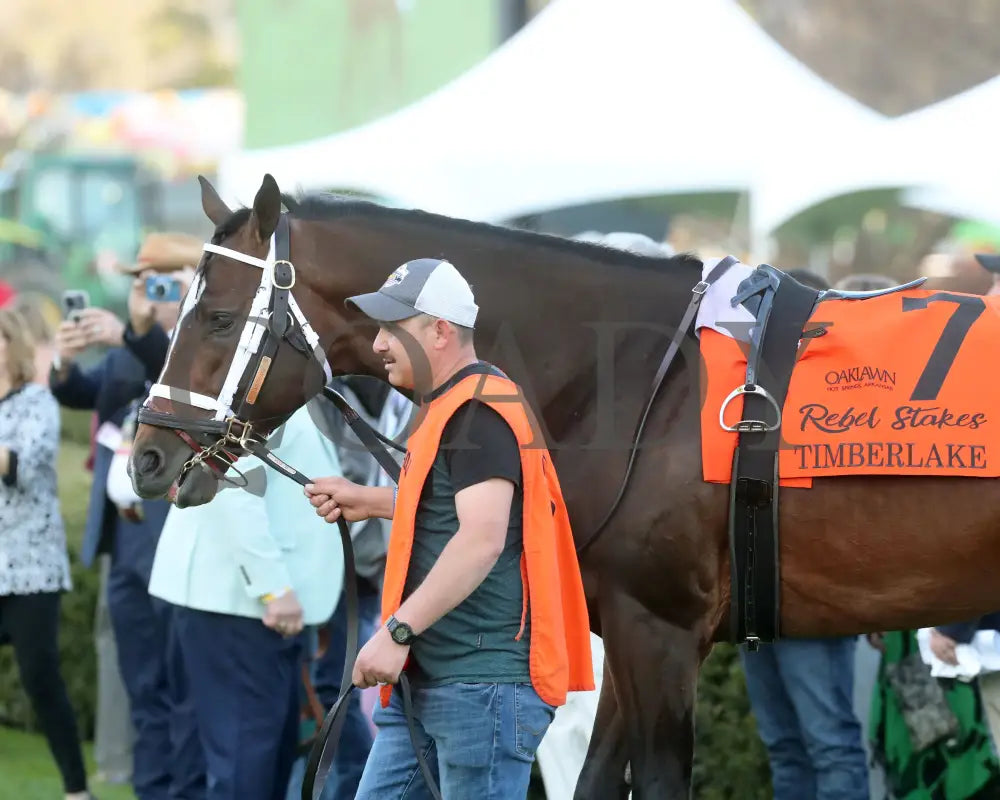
[136,448,164,477]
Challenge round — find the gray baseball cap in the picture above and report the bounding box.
[346,258,479,327]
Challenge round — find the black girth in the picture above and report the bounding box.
[726,267,820,647]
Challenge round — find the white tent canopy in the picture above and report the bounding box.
[219,0,999,245]
[752,73,1000,235]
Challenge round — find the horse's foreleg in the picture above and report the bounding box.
[574,658,630,800]
[600,587,703,800]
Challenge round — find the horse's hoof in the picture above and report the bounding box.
[624,762,631,786]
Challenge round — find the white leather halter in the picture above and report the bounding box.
[145,232,332,422]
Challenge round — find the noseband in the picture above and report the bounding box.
[136,213,332,478]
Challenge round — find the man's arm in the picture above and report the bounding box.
[393,477,513,634]
[304,478,395,522]
[50,358,106,410]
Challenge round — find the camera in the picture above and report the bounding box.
[145,275,182,302]
[61,289,89,322]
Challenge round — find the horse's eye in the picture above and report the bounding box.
[210,312,233,333]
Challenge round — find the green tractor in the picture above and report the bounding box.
[0,153,161,317]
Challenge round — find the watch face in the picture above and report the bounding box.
[391,623,412,644]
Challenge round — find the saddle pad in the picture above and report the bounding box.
[694,256,755,341]
[700,288,1000,486]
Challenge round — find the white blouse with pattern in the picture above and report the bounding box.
[0,383,72,595]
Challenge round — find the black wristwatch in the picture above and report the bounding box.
[386,615,417,646]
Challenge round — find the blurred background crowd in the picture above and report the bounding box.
[2,1,1000,799]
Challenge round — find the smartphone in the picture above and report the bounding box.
[61,289,89,321]
[145,275,182,303]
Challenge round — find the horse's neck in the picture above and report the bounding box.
[308,213,701,436]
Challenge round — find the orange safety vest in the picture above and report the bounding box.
[380,371,595,708]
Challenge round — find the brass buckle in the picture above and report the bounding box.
[223,417,241,443]
[221,416,260,451]
[238,422,259,450]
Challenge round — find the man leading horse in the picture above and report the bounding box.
[303,257,594,799]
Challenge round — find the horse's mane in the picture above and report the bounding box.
[277,191,703,274]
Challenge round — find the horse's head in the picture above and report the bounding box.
[128,174,339,507]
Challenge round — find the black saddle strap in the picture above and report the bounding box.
[577,255,739,554]
[730,273,819,646]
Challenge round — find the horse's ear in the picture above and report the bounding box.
[251,174,281,244]
[199,175,231,226]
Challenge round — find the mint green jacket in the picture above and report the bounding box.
[148,403,345,624]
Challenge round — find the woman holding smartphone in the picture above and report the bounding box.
[0,307,95,800]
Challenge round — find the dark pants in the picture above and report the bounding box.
[108,516,205,800]
[740,637,869,800]
[174,606,302,800]
[0,591,88,793]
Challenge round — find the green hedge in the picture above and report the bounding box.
[1,408,774,796]
[694,643,772,799]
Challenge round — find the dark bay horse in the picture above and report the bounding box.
[129,174,1000,799]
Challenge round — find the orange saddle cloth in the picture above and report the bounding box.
[700,288,1000,488]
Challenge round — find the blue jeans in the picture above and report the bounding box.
[356,682,554,800]
[740,637,869,800]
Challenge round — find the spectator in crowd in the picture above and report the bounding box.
[14,291,136,783]
[49,232,205,800]
[0,307,95,800]
[870,627,1000,799]
[930,616,1000,749]
[741,636,871,800]
[149,400,346,800]
[12,293,59,382]
[739,268,871,800]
